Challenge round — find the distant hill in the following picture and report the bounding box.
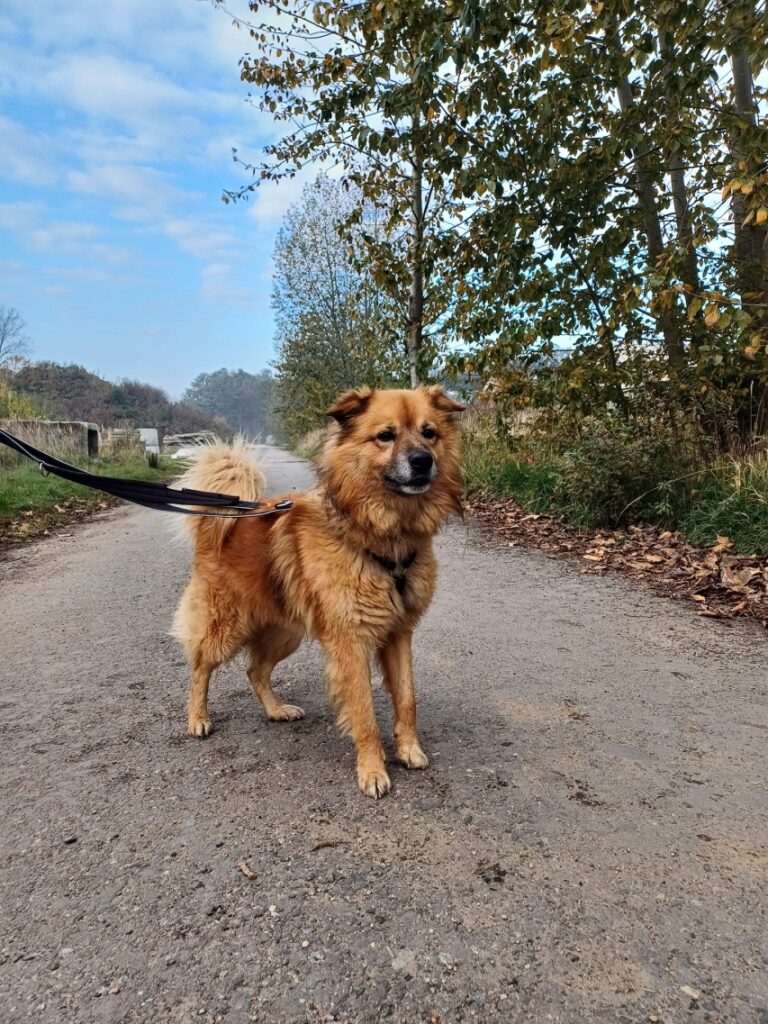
[7,361,222,436]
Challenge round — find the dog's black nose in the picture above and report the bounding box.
[408,449,434,474]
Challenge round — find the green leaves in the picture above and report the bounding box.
[225,0,768,435]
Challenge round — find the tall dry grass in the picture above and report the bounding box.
[294,426,326,462]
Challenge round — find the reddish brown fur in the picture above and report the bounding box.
[172,385,464,798]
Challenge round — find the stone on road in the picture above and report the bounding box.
[0,447,766,1023]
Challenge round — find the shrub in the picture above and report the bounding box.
[552,419,692,528]
[0,378,41,420]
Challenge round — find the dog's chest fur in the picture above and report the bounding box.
[270,494,437,645]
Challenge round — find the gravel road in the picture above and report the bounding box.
[1,446,766,1024]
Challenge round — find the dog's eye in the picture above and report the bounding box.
[377,429,396,442]
[422,426,437,440]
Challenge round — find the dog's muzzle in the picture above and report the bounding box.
[383,448,437,495]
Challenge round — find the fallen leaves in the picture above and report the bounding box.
[465,495,768,629]
[0,495,118,549]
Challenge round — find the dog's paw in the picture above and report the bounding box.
[357,763,392,800]
[188,714,213,738]
[396,741,429,770]
[267,703,305,722]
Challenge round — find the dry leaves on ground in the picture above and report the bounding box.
[465,494,768,629]
[0,496,113,548]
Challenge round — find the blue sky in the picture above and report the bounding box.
[0,0,308,397]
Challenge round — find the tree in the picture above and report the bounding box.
[0,306,30,367]
[112,379,177,430]
[271,175,407,440]
[184,368,276,437]
[0,378,41,420]
[222,0,768,436]
[12,362,114,423]
[223,0,466,384]
[383,0,768,430]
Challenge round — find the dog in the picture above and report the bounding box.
[172,385,464,798]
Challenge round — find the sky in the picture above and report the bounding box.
[0,0,309,397]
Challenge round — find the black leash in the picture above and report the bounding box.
[0,428,293,519]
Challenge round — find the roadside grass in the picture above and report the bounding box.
[460,418,560,508]
[676,456,768,555]
[462,416,768,557]
[0,454,175,522]
[293,426,325,461]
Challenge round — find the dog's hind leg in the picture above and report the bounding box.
[378,630,428,769]
[247,627,305,722]
[174,581,243,738]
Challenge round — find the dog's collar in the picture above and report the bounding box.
[367,549,417,595]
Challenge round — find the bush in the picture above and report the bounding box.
[461,410,768,554]
[552,420,693,528]
[0,378,42,420]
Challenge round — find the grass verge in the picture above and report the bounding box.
[293,427,325,462]
[0,454,175,545]
[462,417,768,557]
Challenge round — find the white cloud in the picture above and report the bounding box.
[67,163,197,222]
[0,201,43,233]
[45,53,243,131]
[0,115,58,186]
[0,201,132,263]
[245,159,345,227]
[162,218,240,261]
[200,260,260,307]
[43,265,115,283]
[28,221,100,250]
[0,258,25,286]
[48,54,196,122]
[0,0,254,76]
[0,0,287,340]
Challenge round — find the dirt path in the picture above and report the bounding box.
[1,447,766,1024]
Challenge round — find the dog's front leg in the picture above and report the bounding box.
[378,630,429,769]
[324,639,390,799]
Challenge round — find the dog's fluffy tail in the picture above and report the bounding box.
[175,438,266,551]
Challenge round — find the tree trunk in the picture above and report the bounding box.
[658,28,703,348]
[728,15,768,435]
[730,45,768,320]
[615,73,687,371]
[406,116,425,388]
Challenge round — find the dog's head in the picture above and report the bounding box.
[320,386,465,534]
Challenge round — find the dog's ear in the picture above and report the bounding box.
[426,384,465,415]
[327,386,373,425]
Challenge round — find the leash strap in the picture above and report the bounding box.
[0,428,293,518]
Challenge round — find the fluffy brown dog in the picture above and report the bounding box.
[172,385,464,798]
